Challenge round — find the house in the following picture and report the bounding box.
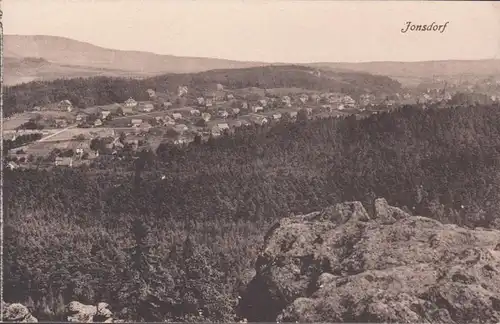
[178,86,189,97]
[226,94,235,100]
[131,119,143,127]
[174,137,190,145]
[196,97,205,106]
[211,126,222,137]
[101,110,111,119]
[58,100,73,112]
[342,95,356,107]
[172,113,183,120]
[258,99,268,107]
[6,161,19,170]
[232,108,241,115]
[299,94,309,104]
[174,124,189,133]
[281,96,291,107]
[288,111,298,119]
[205,99,213,107]
[163,101,173,109]
[124,98,138,107]
[94,119,103,127]
[252,106,264,113]
[272,113,282,120]
[218,123,230,132]
[218,110,229,118]
[146,89,156,98]
[241,102,249,110]
[76,114,88,122]
[310,94,320,103]
[248,114,268,126]
[139,103,154,112]
[304,107,313,115]
[202,112,212,122]
[55,157,73,167]
[216,83,224,91]
[190,109,201,116]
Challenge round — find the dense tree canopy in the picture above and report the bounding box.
[5,102,500,321]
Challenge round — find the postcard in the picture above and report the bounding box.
[2,0,500,323]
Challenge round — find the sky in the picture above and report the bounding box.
[3,0,500,63]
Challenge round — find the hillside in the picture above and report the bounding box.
[5,104,500,321]
[3,65,402,117]
[4,56,158,86]
[3,35,268,85]
[311,60,500,85]
[7,35,500,88]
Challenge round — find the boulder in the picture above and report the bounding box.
[66,301,114,322]
[238,199,500,323]
[2,302,38,322]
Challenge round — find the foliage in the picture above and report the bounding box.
[5,103,500,321]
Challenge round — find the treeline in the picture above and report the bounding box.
[3,133,43,152]
[5,103,500,322]
[3,65,401,117]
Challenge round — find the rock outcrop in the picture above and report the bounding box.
[2,302,38,322]
[66,301,115,322]
[238,198,500,323]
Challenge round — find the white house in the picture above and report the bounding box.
[252,106,264,113]
[202,113,211,122]
[131,119,143,127]
[59,100,73,112]
[172,113,183,120]
[272,113,282,120]
[178,86,189,97]
[124,98,138,107]
[139,103,154,112]
[94,119,103,127]
[101,110,111,119]
[190,109,201,116]
[218,110,229,118]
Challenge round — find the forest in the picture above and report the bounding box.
[5,102,500,322]
[3,65,402,117]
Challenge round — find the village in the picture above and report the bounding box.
[3,81,489,170]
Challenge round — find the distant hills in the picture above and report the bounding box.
[3,35,267,85]
[4,34,500,86]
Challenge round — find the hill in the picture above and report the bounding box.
[3,56,158,86]
[310,60,500,86]
[5,104,500,321]
[3,35,268,85]
[3,65,402,117]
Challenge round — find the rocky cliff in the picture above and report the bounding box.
[238,198,500,323]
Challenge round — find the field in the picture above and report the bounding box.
[3,112,37,130]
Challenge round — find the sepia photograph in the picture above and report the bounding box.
[2,0,500,322]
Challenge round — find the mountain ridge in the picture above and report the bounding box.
[5,34,500,86]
